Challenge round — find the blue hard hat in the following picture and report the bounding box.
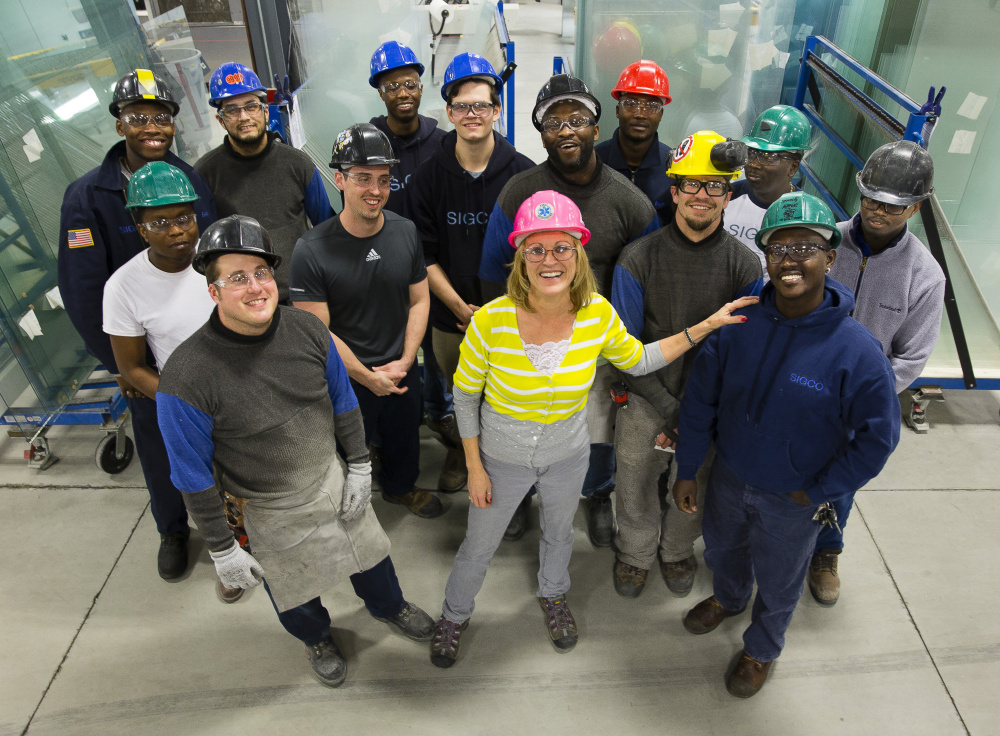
[209,62,266,108]
[441,52,503,101]
[369,41,425,88]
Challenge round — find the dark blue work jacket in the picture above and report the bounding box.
[595,129,675,226]
[57,141,216,372]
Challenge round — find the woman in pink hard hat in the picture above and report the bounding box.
[429,191,756,667]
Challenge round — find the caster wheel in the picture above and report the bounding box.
[96,434,134,474]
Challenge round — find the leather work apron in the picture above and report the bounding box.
[241,455,391,612]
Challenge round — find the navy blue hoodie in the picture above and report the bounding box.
[676,278,899,503]
[369,114,447,219]
[407,130,534,334]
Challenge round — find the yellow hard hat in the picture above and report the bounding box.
[666,130,747,180]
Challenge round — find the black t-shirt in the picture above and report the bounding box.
[289,211,427,367]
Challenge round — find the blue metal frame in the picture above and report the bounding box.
[497,2,515,147]
[0,375,128,428]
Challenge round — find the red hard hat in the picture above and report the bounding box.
[611,59,672,105]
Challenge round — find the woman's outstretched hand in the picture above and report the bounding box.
[704,295,759,332]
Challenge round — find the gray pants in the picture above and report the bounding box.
[613,392,715,569]
[432,328,463,391]
[441,443,590,623]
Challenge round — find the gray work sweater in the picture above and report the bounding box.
[194,133,333,300]
[478,160,658,301]
[157,306,366,551]
[829,216,946,392]
[611,219,763,429]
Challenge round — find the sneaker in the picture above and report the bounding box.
[426,414,461,449]
[215,577,244,604]
[538,596,578,651]
[808,548,841,606]
[660,554,698,597]
[612,558,648,598]
[382,487,445,518]
[726,651,773,698]
[438,446,468,493]
[374,602,435,641]
[157,532,189,580]
[430,617,468,668]
[585,495,615,548]
[305,634,347,687]
[682,596,746,635]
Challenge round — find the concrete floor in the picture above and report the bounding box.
[2,389,998,736]
[4,3,1000,735]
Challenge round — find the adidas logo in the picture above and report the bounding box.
[365,248,381,262]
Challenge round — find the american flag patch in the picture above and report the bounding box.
[67,229,94,248]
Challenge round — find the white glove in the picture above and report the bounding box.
[342,461,372,522]
[209,542,264,589]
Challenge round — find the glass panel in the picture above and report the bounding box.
[0,0,219,426]
[575,0,800,147]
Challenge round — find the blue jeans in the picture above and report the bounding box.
[815,492,852,551]
[703,457,822,663]
[128,395,188,536]
[421,328,453,422]
[264,556,406,645]
[581,443,615,499]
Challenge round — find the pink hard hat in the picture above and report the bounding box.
[508,190,591,248]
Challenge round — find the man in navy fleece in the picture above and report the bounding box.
[671,192,899,698]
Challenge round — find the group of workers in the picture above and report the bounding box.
[56,41,944,699]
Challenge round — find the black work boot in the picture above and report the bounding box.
[503,497,531,541]
[158,531,190,580]
[586,492,615,548]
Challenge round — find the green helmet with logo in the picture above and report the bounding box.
[755,191,842,250]
[126,162,199,210]
[742,105,811,152]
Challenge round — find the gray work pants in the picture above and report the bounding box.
[441,443,590,623]
[613,392,715,569]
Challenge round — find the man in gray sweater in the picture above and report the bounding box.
[194,62,333,302]
[157,216,434,687]
[812,140,944,606]
[610,131,762,599]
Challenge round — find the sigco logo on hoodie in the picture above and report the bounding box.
[790,372,824,391]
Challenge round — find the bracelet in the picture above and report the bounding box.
[684,327,697,347]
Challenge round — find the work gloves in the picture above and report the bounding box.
[210,542,264,589]
[342,461,372,522]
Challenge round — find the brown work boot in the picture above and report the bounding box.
[382,487,445,518]
[438,446,467,493]
[660,554,698,597]
[612,558,648,598]
[426,414,461,449]
[682,596,746,635]
[809,548,841,606]
[726,651,773,698]
[216,577,244,604]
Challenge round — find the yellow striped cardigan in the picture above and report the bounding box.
[454,294,645,424]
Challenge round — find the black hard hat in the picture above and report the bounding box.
[329,123,399,170]
[531,74,602,131]
[109,69,180,118]
[857,140,934,207]
[192,215,281,275]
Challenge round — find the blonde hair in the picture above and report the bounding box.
[505,235,597,313]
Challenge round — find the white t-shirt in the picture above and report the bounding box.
[103,250,215,371]
[724,192,768,276]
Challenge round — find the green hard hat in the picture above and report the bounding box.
[755,191,842,250]
[742,105,811,152]
[125,161,198,210]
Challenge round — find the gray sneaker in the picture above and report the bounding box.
[374,601,435,641]
[430,617,468,668]
[538,596,578,651]
[305,634,347,687]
